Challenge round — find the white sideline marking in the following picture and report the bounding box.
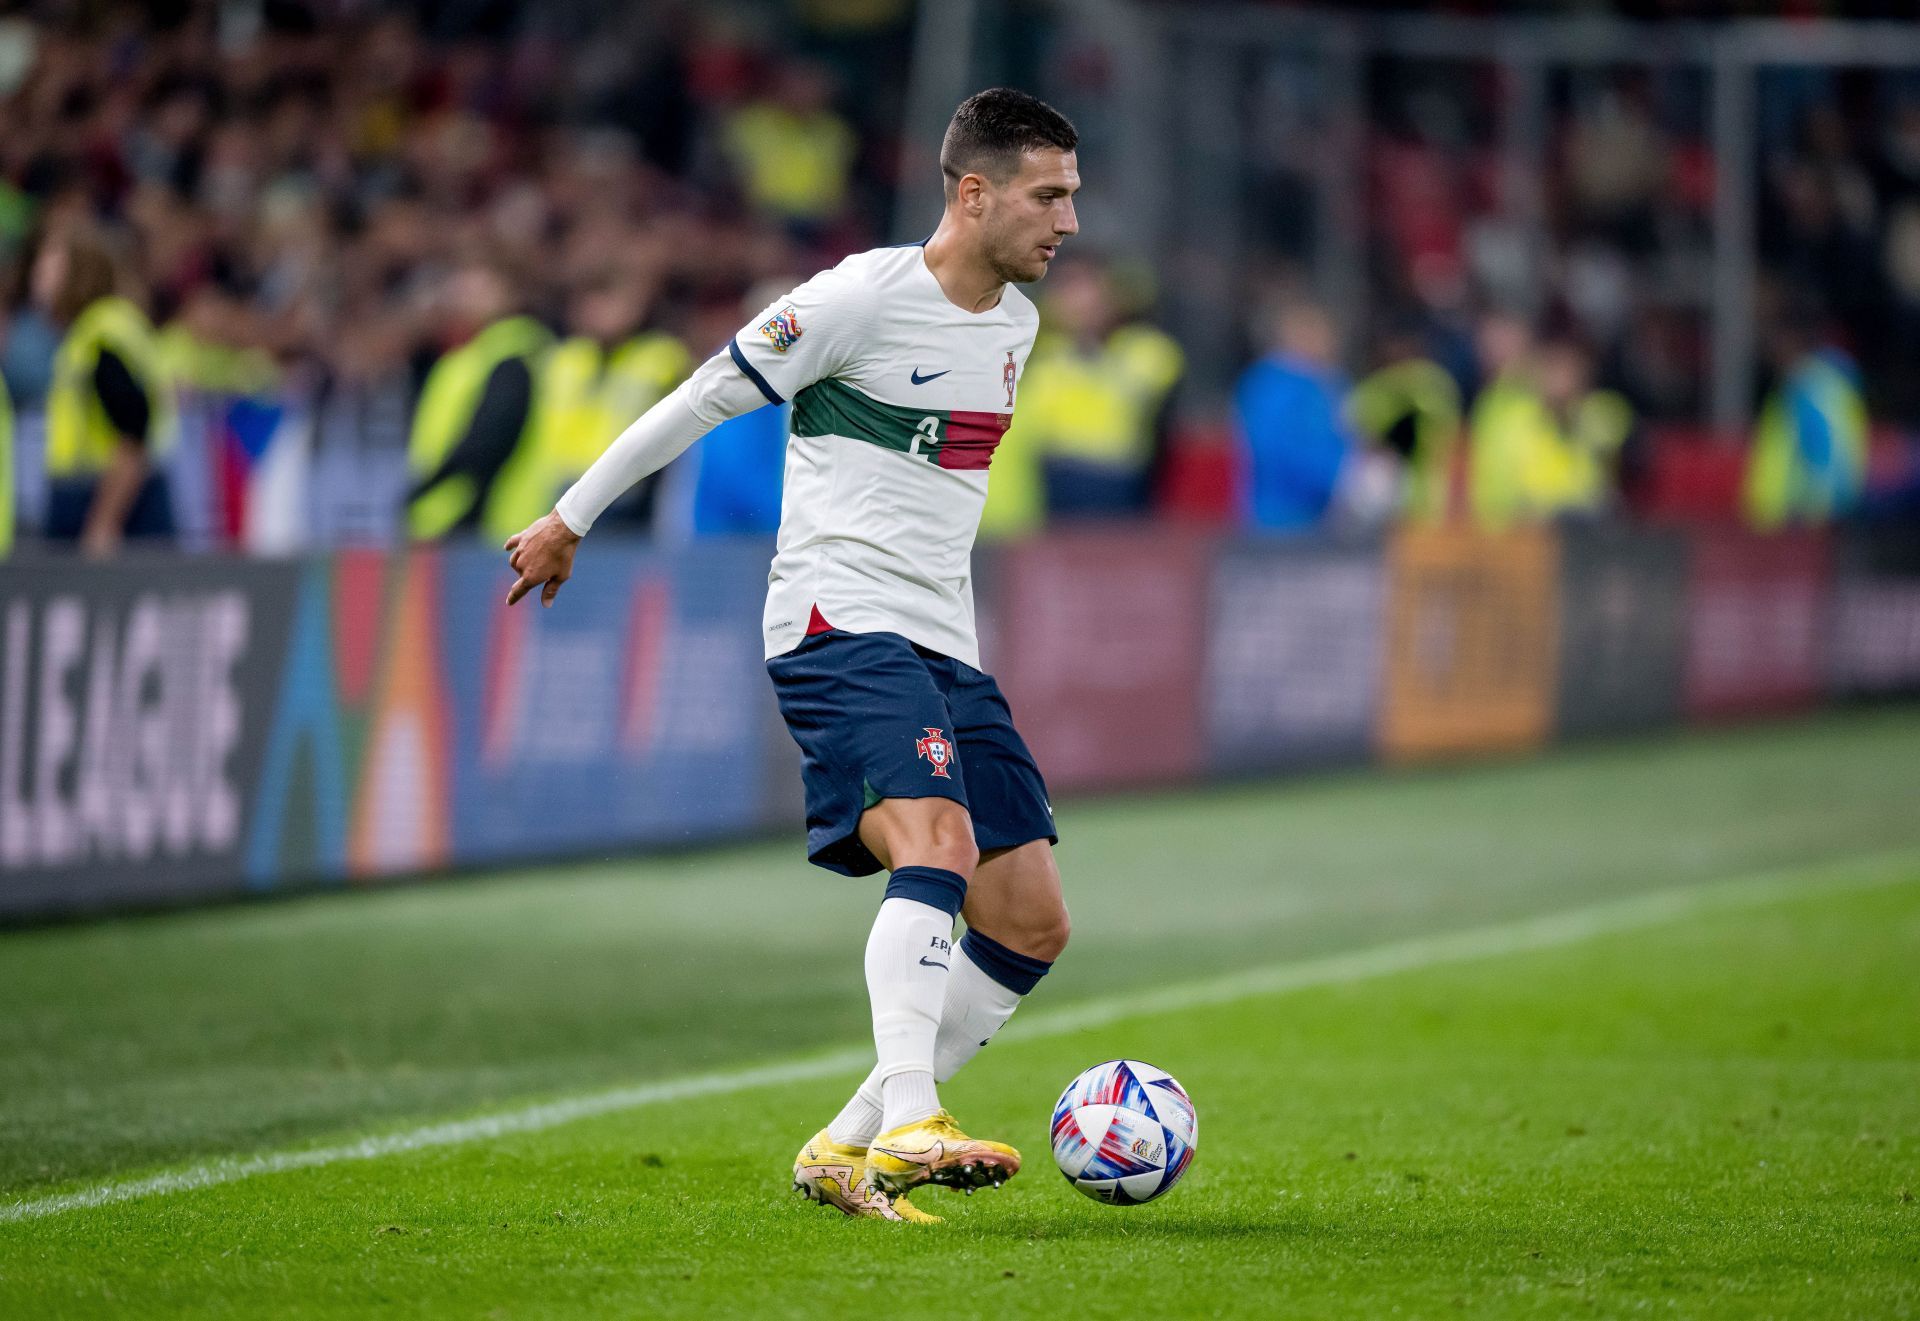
[3,850,1914,1226]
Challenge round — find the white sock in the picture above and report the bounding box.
[932,941,1025,1082]
[831,941,1025,1146]
[865,896,953,1132]
[880,1070,940,1131]
[826,1087,884,1148]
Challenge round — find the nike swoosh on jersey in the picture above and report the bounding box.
[909,368,951,384]
[919,957,949,969]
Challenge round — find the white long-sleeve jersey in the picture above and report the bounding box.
[557,244,1038,669]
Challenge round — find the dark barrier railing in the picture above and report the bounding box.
[4,522,1917,920]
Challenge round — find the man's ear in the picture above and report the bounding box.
[956,171,988,217]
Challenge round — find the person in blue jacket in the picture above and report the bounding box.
[691,400,787,535]
[1232,300,1353,531]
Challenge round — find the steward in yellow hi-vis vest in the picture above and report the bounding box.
[536,276,692,532]
[720,69,857,230]
[34,227,179,553]
[157,288,281,399]
[406,266,554,542]
[1348,331,1461,524]
[1469,336,1632,529]
[982,258,1182,535]
[1742,338,1868,530]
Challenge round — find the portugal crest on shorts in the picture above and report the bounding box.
[916,727,955,778]
[758,304,802,352]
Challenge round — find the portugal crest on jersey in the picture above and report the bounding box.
[759,304,803,352]
[916,727,955,778]
[1004,350,1017,407]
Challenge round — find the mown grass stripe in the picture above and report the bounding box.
[4,848,1913,1226]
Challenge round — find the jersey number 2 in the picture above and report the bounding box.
[911,415,941,456]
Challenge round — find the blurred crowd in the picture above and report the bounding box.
[1353,60,1920,433]
[0,0,907,382]
[0,0,911,553]
[1227,292,1864,535]
[0,0,1900,559]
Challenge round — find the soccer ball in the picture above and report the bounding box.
[1050,1059,1197,1205]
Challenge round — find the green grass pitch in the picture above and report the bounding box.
[2,708,1917,1317]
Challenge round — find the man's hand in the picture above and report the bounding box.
[80,439,147,558]
[504,511,582,607]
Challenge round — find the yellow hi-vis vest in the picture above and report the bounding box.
[722,104,857,222]
[538,331,692,494]
[980,324,1184,538]
[1742,356,1868,530]
[46,296,177,478]
[406,316,554,542]
[1,370,13,559]
[1552,390,1633,513]
[157,323,280,397]
[1348,358,1461,523]
[1470,374,1631,528]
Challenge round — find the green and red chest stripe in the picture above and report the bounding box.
[791,377,1010,471]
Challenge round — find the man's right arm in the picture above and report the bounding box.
[552,351,768,535]
[508,267,866,606]
[505,356,764,606]
[554,266,868,534]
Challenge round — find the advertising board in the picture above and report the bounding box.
[991,527,1213,791]
[1378,526,1560,763]
[1205,539,1384,773]
[1554,525,1689,738]
[0,556,299,916]
[1683,530,1829,720]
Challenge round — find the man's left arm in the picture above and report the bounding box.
[78,348,154,557]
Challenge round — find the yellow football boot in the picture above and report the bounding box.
[865,1109,1021,1198]
[792,1128,941,1224]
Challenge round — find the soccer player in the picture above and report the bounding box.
[503,89,1080,1223]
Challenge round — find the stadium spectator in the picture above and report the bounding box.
[674,282,791,539]
[0,5,893,390]
[541,271,691,535]
[984,255,1182,533]
[35,224,178,555]
[9,2,1920,546]
[1742,317,1867,530]
[1534,335,1634,519]
[1469,322,1633,528]
[405,262,553,542]
[160,283,287,547]
[1465,311,1537,528]
[720,61,859,241]
[158,287,280,399]
[1347,323,1462,524]
[688,396,788,537]
[1231,299,1353,533]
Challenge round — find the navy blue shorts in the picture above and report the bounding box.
[766,630,1057,876]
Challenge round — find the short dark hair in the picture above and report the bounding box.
[940,88,1078,194]
[46,225,125,325]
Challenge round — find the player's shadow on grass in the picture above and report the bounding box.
[974,1206,1312,1243]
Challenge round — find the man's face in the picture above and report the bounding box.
[448,268,510,334]
[30,241,67,314]
[573,285,643,342]
[1539,344,1590,407]
[1046,260,1112,338]
[979,148,1080,285]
